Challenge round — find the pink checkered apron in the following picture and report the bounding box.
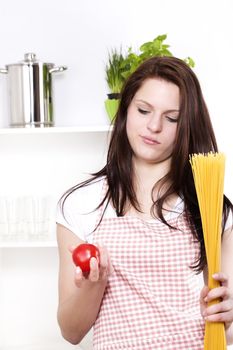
[92,198,205,349]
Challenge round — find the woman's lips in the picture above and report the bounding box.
[141,135,161,145]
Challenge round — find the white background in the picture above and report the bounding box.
[0,0,233,349]
[0,0,232,197]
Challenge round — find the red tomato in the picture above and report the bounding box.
[72,243,100,273]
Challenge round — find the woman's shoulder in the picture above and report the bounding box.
[65,177,105,212]
[56,177,106,240]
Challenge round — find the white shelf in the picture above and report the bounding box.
[0,240,57,248]
[0,125,112,135]
[0,124,111,248]
[0,122,105,348]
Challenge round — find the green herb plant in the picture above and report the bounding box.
[121,34,195,81]
[105,48,126,94]
[105,34,195,94]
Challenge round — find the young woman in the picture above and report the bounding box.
[56,56,233,349]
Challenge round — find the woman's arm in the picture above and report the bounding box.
[200,227,233,345]
[56,223,111,345]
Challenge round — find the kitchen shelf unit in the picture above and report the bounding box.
[0,124,110,349]
[0,124,111,247]
[0,240,57,248]
[0,124,112,135]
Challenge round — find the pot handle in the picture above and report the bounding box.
[49,66,68,74]
[0,68,8,74]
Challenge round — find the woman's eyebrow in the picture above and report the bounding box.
[163,109,180,113]
[135,99,153,108]
[135,99,179,113]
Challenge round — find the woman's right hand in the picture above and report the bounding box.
[57,226,112,344]
[69,245,113,288]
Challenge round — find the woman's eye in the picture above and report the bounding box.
[138,108,150,115]
[166,116,178,123]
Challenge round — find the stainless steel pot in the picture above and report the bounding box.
[0,53,67,127]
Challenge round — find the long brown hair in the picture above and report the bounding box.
[62,56,233,272]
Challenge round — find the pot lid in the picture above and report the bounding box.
[24,53,37,62]
[5,53,54,67]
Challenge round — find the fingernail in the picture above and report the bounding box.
[90,257,97,268]
[75,266,82,275]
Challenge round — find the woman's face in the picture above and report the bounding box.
[126,78,180,166]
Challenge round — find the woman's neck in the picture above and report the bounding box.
[126,157,175,219]
[133,157,171,193]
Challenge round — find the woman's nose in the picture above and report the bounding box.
[147,114,162,133]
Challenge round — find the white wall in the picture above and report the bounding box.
[0,0,233,349]
[0,0,232,197]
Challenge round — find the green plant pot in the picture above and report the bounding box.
[104,98,119,122]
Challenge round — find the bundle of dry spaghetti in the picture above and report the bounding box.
[190,152,226,350]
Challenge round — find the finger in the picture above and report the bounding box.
[88,257,99,282]
[205,286,229,302]
[98,245,108,269]
[74,266,85,287]
[68,245,76,253]
[200,286,210,309]
[212,272,229,287]
[99,246,111,279]
[204,299,233,316]
[200,285,210,317]
[200,285,210,301]
[97,244,113,278]
[204,310,233,323]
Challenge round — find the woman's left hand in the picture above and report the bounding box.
[200,272,233,330]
